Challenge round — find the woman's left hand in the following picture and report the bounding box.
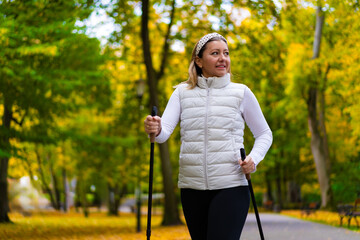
[239,156,255,174]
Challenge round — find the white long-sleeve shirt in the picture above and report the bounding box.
[156,84,273,167]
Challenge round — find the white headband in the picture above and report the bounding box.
[195,33,227,56]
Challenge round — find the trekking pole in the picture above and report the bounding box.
[240,148,265,240]
[146,106,157,240]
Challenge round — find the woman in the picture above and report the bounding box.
[144,33,272,240]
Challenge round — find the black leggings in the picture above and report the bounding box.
[181,186,250,240]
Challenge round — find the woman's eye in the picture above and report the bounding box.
[211,52,218,55]
[224,52,229,56]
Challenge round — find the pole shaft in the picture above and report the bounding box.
[240,148,265,240]
[146,142,154,240]
[146,106,157,240]
[248,179,265,240]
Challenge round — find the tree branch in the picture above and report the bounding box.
[158,0,176,79]
[35,146,56,209]
[11,112,26,127]
[312,6,324,59]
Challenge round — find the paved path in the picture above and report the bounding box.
[241,213,360,240]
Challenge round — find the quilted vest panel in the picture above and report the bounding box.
[177,79,248,190]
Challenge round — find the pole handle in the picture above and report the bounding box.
[240,148,251,180]
[150,106,157,143]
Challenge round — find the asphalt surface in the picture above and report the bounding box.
[240,213,360,240]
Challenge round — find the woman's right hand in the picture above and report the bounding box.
[144,115,162,136]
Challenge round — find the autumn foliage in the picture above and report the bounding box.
[1,211,190,240]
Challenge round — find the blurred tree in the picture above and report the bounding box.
[0,0,111,222]
[140,0,181,226]
[280,0,360,208]
[307,5,334,209]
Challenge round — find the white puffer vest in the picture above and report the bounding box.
[177,73,248,190]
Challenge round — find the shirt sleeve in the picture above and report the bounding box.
[155,87,181,143]
[240,86,273,168]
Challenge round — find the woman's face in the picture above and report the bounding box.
[196,40,230,78]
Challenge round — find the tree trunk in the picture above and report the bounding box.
[79,177,89,218]
[108,183,124,216]
[48,153,61,210]
[62,168,69,212]
[0,158,10,223]
[158,142,180,225]
[108,184,117,216]
[275,170,282,209]
[307,88,333,208]
[35,148,57,209]
[0,103,12,223]
[141,0,158,108]
[287,181,301,204]
[264,171,274,203]
[307,6,334,209]
[141,0,181,225]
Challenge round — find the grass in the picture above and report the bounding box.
[281,210,360,232]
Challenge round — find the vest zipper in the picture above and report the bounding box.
[204,87,210,189]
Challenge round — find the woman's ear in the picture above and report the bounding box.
[195,56,202,69]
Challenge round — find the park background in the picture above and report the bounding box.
[0,0,360,239]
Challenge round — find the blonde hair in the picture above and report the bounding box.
[185,36,229,89]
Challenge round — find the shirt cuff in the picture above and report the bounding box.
[155,129,167,143]
[249,152,262,173]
